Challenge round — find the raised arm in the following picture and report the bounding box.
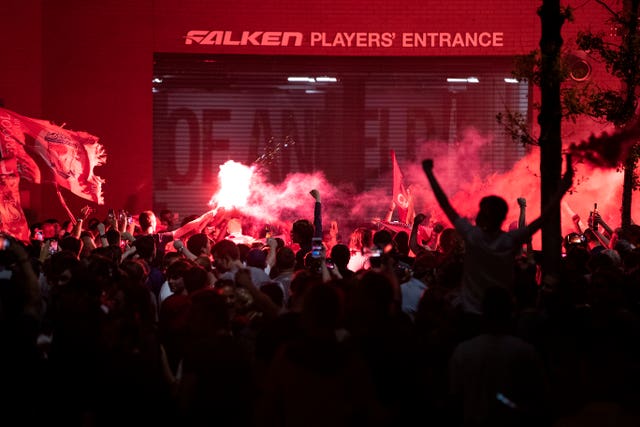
[409,213,429,256]
[517,198,533,254]
[264,237,278,270]
[591,227,611,248]
[310,189,322,238]
[421,159,460,225]
[173,239,197,261]
[96,222,109,247]
[592,211,614,237]
[173,208,218,240]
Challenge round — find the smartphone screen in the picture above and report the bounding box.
[0,235,10,250]
[369,248,383,267]
[49,239,59,254]
[311,237,323,258]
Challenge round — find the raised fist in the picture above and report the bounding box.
[414,213,427,225]
[309,189,320,201]
[422,159,434,172]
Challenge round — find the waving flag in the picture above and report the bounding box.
[391,149,410,223]
[0,157,30,242]
[0,107,106,241]
[0,107,106,204]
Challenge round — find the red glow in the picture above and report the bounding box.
[209,160,254,209]
[206,128,637,250]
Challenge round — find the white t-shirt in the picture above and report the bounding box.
[347,250,370,272]
[454,217,529,314]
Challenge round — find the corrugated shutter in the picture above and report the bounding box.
[153,54,528,219]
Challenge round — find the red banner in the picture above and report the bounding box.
[0,158,30,242]
[0,107,106,204]
[391,149,410,223]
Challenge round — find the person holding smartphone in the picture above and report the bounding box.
[311,237,323,259]
[291,189,323,271]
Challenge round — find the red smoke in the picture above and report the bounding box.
[402,129,637,248]
[210,127,638,249]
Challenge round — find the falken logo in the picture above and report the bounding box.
[184,30,304,46]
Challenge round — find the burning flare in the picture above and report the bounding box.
[208,160,254,209]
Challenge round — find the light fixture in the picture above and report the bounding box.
[504,78,519,84]
[446,77,479,83]
[287,76,337,84]
[288,76,315,83]
[315,76,337,82]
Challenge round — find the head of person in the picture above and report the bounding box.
[246,248,267,270]
[432,222,445,235]
[291,219,314,246]
[138,210,157,233]
[393,231,410,256]
[159,209,177,228]
[132,235,156,261]
[162,251,183,272]
[373,229,394,252]
[61,220,73,236]
[59,235,83,258]
[41,219,60,240]
[165,258,193,294]
[211,239,240,273]
[476,195,508,232]
[184,264,210,294]
[275,246,296,272]
[437,227,464,255]
[105,228,121,247]
[120,258,150,285]
[329,244,351,270]
[349,227,373,253]
[186,233,211,257]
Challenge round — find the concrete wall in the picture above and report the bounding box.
[0,0,616,221]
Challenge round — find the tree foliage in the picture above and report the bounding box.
[498,0,640,217]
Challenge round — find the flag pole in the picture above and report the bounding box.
[54,182,78,225]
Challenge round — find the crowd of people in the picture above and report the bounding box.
[2,157,640,427]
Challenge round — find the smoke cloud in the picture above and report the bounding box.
[211,127,638,248]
